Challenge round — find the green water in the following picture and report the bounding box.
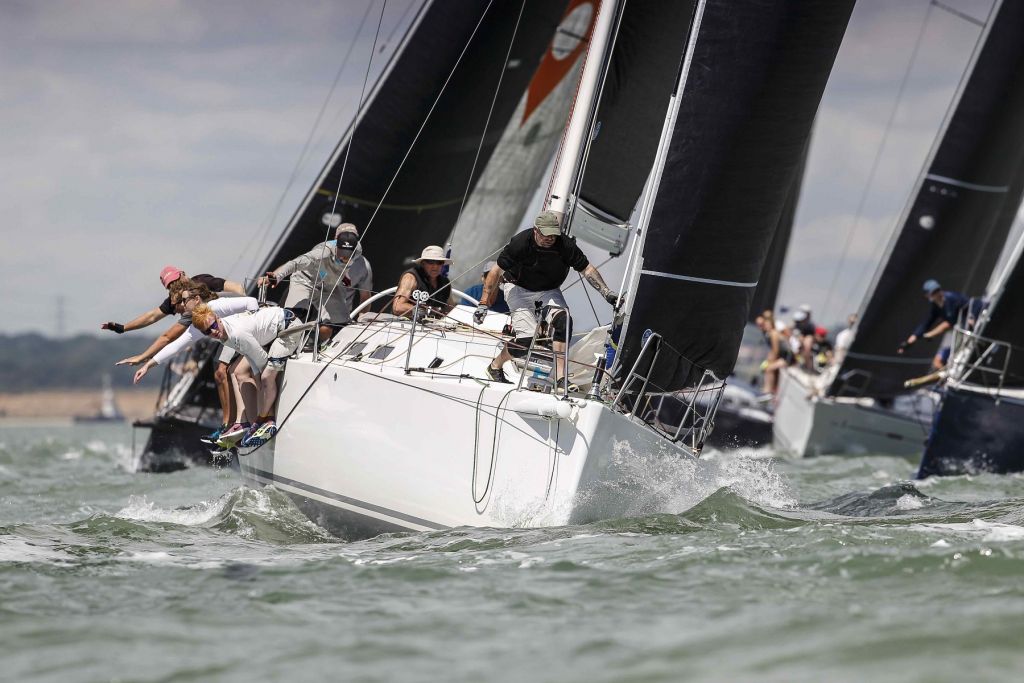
[2,423,1024,682]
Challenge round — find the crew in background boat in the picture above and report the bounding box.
[757,311,793,396]
[258,223,372,340]
[792,305,817,371]
[461,261,508,313]
[475,210,618,384]
[811,326,834,370]
[393,246,455,318]
[897,279,984,356]
[833,313,857,366]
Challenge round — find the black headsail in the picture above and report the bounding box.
[613,0,854,389]
[259,0,570,296]
[829,0,1024,399]
[567,0,697,254]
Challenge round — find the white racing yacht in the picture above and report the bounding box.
[237,0,854,537]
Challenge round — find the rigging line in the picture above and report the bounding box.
[308,1,497,317]
[452,0,527,239]
[819,0,936,317]
[309,0,388,331]
[932,0,985,26]
[231,0,378,278]
[832,0,994,318]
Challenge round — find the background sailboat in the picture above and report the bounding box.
[774,0,1024,458]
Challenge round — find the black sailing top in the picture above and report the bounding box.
[496,229,589,292]
[403,265,452,312]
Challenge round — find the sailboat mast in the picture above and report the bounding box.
[545,0,622,221]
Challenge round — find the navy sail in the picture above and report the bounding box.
[614,0,854,390]
[829,0,1024,400]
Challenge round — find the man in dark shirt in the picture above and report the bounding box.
[474,210,618,384]
[898,278,983,354]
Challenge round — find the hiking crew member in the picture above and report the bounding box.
[110,269,244,442]
[393,246,455,318]
[259,224,373,339]
[101,266,243,335]
[475,210,618,384]
[898,279,983,354]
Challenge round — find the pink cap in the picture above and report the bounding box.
[159,266,184,288]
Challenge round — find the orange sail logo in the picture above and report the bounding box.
[522,0,596,124]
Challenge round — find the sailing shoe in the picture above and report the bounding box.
[241,420,278,449]
[486,365,511,384]
[216,422,251,447]
[200,424,229,445]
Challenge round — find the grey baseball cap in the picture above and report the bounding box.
[922,279,941,294]
[534,210,562,236]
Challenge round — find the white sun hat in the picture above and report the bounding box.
[413,245,452,263]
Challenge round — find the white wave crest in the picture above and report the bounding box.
[912,519,1024,542]
[115,493,229,526]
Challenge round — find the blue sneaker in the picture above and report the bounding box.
[240,420,277,448]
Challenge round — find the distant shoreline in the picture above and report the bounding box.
[0,390,160,420]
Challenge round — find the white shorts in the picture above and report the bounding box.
[267,311,302,370]
[502,284,569,339]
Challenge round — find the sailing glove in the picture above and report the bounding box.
[102,322,125,334]
[473,304,488,325]
[603,290,619,307]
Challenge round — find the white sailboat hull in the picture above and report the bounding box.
[772,368,929,458]
[238,314,694,538]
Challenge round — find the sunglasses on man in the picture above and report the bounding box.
[201,320,220,336]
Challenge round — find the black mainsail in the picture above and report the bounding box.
[828,0,1024,400]
[613,0,855,390]
[260,0,571,295]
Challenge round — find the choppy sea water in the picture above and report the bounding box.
[3,423,1024,682]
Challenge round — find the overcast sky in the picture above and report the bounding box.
[0,0,998,337]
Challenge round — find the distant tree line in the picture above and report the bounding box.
[0,334,159,391]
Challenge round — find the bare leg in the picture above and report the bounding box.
[232,357,258,423]
[213,363,232,425]
[258,368,281,419]
[490,345,514,372]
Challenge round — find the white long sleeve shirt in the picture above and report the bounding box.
[220,307,287,374]
[152,297,259,365]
